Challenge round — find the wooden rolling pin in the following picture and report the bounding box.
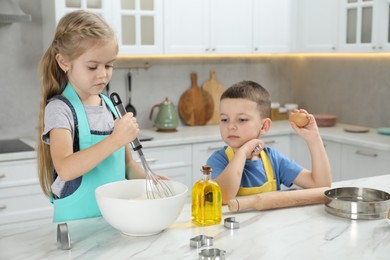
[227,187,328,213]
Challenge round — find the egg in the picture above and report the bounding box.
[387,209,390,225]
[289,112,309,127]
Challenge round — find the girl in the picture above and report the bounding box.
[37,10,145,222]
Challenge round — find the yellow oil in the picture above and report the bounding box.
[191,166,222,226]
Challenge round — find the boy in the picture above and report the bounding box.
[207,81,332,204]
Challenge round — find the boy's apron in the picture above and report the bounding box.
[225,146,276,196]
[53,83,125,222]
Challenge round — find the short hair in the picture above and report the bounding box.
[221,81,271,119]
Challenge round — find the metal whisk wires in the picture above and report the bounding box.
[110,92,174,199]
[138,150,174,199]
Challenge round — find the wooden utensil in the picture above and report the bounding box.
[227,187,328,213]
[202,69,225,125]
[178,72,214,126]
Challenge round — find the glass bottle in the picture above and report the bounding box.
[191,165,222,226]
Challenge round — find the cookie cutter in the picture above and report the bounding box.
[199,248,226,260]
[57,223,71,250]
[190,235,213,248]
[224,217,240,229]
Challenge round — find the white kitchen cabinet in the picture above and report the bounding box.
[339,0,390,52]
[291,135,310,169]
[164,0,253,54]
[291,136,342,181]
[0,159,53,229]
[42,0,163,55]
[263,135,291,158]
[112,0,163,54]
[323,140,342,181]
[340,143,390,180]
[132,144,193,189]
[41,0,112,51]
[253,0,293,53]
[192,141,226,186]
[294,0,340,52]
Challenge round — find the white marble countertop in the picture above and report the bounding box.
[2,174,389,260]
[1,121,389,162]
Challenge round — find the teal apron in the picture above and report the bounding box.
[52,83,125,222]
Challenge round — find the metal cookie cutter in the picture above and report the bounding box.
[199,248,226,260]
[224,217,240,229]
[57,223,71,250]
[190,235,213,248]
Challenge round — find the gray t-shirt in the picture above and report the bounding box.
[42,96,115,198]
[42,97,114,144]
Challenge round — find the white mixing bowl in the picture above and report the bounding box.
[95,179,188,236]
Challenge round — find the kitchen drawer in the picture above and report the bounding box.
[0,184,52,226]
[132,145,192,170]
[192,141,226,186]
[262,135,290,157]
[0,159,38,188]
[341,144,390,180]
[156,166,192,190]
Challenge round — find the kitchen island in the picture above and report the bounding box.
[1,174,389,260]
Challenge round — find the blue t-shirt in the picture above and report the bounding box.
[206,146,303,190]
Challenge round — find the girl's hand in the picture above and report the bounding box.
[112,112,139,146]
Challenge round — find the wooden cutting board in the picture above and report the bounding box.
[178,72,214,126]
[202,69,225,125]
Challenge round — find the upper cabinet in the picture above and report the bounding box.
[164,0,252,54]
[42,0,390,55]
[295,0,340,52]
[112,0,163,54]
[41,0,163,55]
[253,0,293,53]
[164,0,292,55]
[41,0,112,51]
[339,0,390,52]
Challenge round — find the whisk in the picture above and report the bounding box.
[110,93,174,199]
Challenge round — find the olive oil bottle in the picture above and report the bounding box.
[192,165,222,226]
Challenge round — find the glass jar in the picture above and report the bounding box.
[191,165,222,226]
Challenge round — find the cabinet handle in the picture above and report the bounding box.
[355,150,378,158]
[136,158,158,164]
[264,140,276,145]
[205,48,210,51]
[207,146,223,151]
[211,48,216,51]
[0,174,5,179]
[0,205,6,210]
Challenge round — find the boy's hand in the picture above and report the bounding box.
[290,109,321,143]
[238,139,265,159]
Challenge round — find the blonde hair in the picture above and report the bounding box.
[37,10,118,197]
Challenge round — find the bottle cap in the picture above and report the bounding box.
[201,165,212,173]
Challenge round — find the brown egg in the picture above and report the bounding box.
[289,112,309,127]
